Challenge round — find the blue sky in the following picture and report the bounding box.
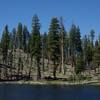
[0,0,100,38]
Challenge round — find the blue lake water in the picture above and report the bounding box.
[0,84,100,100]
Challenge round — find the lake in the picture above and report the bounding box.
[0,84,100,100]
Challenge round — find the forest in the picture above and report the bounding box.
[0,14,100,82]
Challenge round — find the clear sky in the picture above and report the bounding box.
[0,0,100,38]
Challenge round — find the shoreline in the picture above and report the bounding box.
[0,80,100,86]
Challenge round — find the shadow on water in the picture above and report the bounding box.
[0,84,100,100]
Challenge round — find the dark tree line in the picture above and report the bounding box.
[0,14,100,80]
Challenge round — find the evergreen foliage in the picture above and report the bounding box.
[0,15,99,81]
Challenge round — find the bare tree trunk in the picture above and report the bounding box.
[61,41,64,74]
[60,17,64,74]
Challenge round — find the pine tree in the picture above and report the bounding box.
[75,53,84,74]
[69,24,82,67]
[41,32,47,72]
[93,41,100,71]
[22,25,30,52]
[12,28,17,49]
[30,14,41,80]
[9,33,13,50]
[1,25,10,79]
[48,17,60,78]
[17,23,23,49]
[95,40,99,47]
[83,35,94,69]
[90,29,95,47]
[11,28,17,73]
[75,27,82,53]
[43,32,48,59]
[1,25,10,63]
[59,17,66,74]
[82,35,88,67]
[64,31,69,64]
[85,38,93,68]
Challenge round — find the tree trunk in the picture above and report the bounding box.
[10,65,12,80]
[4,59,8,80]
[61,41,64,74]
[42,36,45,72]
[42,51,45,72]
[37,60,41,80]
[59,61,62,73]
[47,55,50,75]
[28,57,32,79]
[53,61,57,79]
[60,25,64,74]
